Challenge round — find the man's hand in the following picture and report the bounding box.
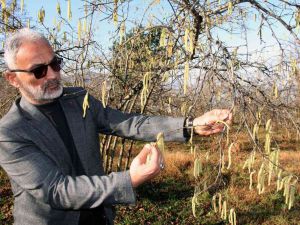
[193,109,233,136]
[129,144,163,188]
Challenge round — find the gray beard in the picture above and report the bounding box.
[18,79,63,102]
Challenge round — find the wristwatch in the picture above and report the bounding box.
[184,116,194,137]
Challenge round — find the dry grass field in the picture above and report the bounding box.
[1,131,300,225]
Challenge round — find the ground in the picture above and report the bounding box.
[1,131,300,225]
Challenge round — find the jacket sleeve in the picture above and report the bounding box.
[88,94,187,142]
[0,127,136,210]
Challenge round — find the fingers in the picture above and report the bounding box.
[136,144,152,163]
[129,144,164,188]
[194,109,233,136]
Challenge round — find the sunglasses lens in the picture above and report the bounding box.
[29,56,62,79]
[32,65,48,79]
[50,57,63,72]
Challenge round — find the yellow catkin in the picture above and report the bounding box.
[184,61,189,95]
[273,83,278,99]
[167,97,172,113]
[141,72,151,109]
[11,0,16,11]
[38,7,45,23]
[192,195,197,217]
[159,28,166,47]
[221,200,227,220]
[205,151,210,161]
[249,170,256,190]
[212,195,217,212]
[229,208,236,225]
[243,159,249,170]
[101,81,107,108]
[227,143,234,169]
[1,0,6,9]
[194,158,199,178]
[296,9,300,30]
[228,1,233,15]
[252,122,258,141]
[167,39,174,57]
[218,193,222,213]
[27,18,30,28]
[257,162,265,194]
[184,28,189,51]
[264,119,272,154]
[113,0,118,26]
[276,169,282,191]
[283,176,293,204]
[82,92,90,118]
[67,0,72,21]
[216,120,230,146]
[78,19,82,40]
[119,21,125,43]
[288,180,297,210]
[56,2,61,15]
[156,132,164,153]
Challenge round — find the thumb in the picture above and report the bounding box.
[136,144,152,161]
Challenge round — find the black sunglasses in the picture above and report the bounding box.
[9,56,63,79]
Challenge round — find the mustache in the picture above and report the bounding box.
[43,79,62,90]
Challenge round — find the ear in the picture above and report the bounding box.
[4,71,20,88]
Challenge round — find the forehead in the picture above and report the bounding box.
[15,40,54,67]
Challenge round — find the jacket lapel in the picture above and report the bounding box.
[19,97,73,173]
[59,96,90,173]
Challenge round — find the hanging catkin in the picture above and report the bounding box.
[193,158,202,178]
[141,72,151,109]
[221,200,227,220]
[252,122,259,141]
[192,195,197,217]
[67,0,72,21]
[82,92,89,118]
[78,19,82,40]
[288,180,297,210]
[249,170,256,190]
[257,162,265,194]
[283,175,293,205]
[119,21,125,43]
[218,193,222,213]
[212,195,217,212]
[56,2,61,15]
[227,143,234,169]
[113,0,118,26]
[228,1,233,15]
[156,132,164,153]
[159,28,167,47]
[101,81,107,108]
[276,169,282,192]
[264,119,272,154]
[229,208,237,225]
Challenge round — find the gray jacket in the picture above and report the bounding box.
[0,87,186,225]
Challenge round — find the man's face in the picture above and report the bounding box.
[7,40,63,105]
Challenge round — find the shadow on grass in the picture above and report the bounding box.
[135,177,194,203]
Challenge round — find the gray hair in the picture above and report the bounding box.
[4,28,50,69]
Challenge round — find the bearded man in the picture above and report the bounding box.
[0,28,232,225]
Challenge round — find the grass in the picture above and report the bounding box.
[1,130,300,225]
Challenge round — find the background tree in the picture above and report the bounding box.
[0,0,300,224]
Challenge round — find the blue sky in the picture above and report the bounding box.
[21,0,298,64]
[24,0,171,50]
